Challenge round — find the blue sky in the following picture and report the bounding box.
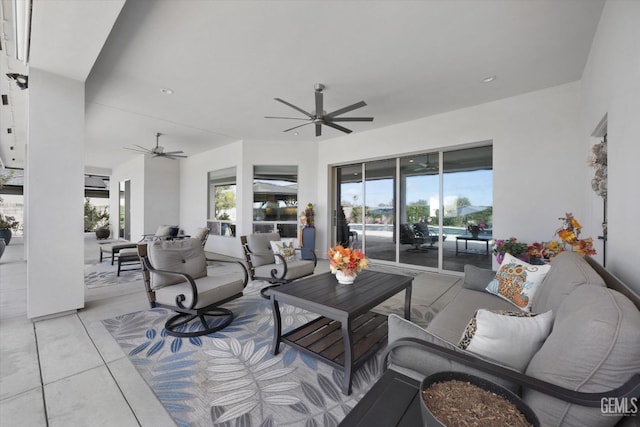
[341,169,493,209]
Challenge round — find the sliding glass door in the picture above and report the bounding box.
[334,145,493,273]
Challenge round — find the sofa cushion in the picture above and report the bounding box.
[387,314,519,391]
[154,273,244,309]
[485,253,550,311]
[148,238,208,289]
[458,309,553,372]
[155,224,179,237]
[246,233,280,267]
[427,288,516,343]
[531,251,605,314]
[523,285,640,427]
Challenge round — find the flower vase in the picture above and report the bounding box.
[495,253,504,264]
[335,270,356,285]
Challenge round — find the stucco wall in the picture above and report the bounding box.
[580,0,640,292]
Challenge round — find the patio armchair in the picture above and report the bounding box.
[399,223,430,252]
[240,233,316,298]
[414,222,446,246]
[138,238,248,337]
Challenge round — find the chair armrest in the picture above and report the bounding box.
[141,257,199,310]
[205,258,249,287]
[383,337,640,407]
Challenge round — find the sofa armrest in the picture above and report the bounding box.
[382,337,640,407]
[462,264,496,291]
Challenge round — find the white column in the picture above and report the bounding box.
[26,68,84,318]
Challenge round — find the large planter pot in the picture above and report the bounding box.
[0,238,5,260]
[301,227,316,260]
[420,371,539,427]
[0,229,12,246]
[95,228,110,239]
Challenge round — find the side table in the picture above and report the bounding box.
[339,369,421,426]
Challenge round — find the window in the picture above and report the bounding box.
[253,165,298,237]
[334,145,493,273]
[207,167,237,237]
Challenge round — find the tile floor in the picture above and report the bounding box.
[0,235,461,426]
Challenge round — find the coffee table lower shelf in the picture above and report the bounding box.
[281,311,388,373]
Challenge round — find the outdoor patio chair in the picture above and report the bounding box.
[400,223,430,252]
[414,222,446,246]
[138,238,248,337]
[240,232,316,298]
[139,224,182,242]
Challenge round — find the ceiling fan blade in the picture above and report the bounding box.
[283,122,313,133]
[330,117,374,122]
[167,155,187,159]
[274,98,313,118]
[133,144,153,151]
[323,121,353,134]
[124,147,150,153]
[315,90,323,117]
[326,101,367,118]
[264,116,309,120]
[315,123,322,137]
[162,150,185,155]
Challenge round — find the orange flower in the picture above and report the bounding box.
[328,245,368,275]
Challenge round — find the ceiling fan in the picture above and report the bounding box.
[124,133,187,159]
[265,83,374,137]
[412,155,438,172]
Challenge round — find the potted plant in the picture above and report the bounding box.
[492,237,529,264]
[95,216,110,239]
[0,214,20,246]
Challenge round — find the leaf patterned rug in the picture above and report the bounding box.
[103,280,438,427]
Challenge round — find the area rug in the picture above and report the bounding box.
[84,261,142,288]
[85,260,236,289]
[103,279,438,427]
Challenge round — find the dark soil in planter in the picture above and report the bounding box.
[422,379,533,427]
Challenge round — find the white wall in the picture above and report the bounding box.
[316,82,584,263]
[580,0,640,292]
[143,155,180,234]
[111,155,145,241]
[27,69,85,318]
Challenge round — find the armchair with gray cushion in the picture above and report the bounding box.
[240,233,316,297]
[138,238,248,337]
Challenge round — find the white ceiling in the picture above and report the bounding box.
[1,0,606,171]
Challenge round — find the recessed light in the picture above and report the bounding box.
[160,88,174,95]
[409,159,414,163]
[293,132,299,136]
[481,75,497,83]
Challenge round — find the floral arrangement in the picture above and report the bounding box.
[556,213,596,256]
[587,138,607,199]
[327,245,367,276]
[492,237,529,257]
[467,221,486,234]
[0,214,20,231]
[300,203,315,228]
[527,240,564,262]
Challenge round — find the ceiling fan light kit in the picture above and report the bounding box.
[265,83,374,136]
[124,132,187,159]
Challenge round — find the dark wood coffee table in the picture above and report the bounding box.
[268,270,413,395]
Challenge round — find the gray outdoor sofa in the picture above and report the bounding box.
[384,252,640,427]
